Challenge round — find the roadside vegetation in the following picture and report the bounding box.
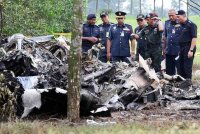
[1,121,200,134]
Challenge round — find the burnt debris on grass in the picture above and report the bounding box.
[0,33,200,121]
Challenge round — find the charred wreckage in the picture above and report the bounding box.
[0,33,200,121]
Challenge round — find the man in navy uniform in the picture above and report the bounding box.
[177,10,197,80]
[98,12,114,62]
[163,9,181,75]
[107,11,135,63]
[82,14,100,52]
[134,12,164,72]
[134,14,147,60]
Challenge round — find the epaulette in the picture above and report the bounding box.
[124,23,131,27]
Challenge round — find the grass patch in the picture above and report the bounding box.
[2,121,200,134]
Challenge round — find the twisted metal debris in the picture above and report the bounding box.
[0,33,199,120]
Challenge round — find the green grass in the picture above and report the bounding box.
[1,121,200,134]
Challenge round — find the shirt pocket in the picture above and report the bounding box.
[83,28,90,36]
[93,28,99,37]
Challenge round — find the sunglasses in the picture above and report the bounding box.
[137,19,144,22]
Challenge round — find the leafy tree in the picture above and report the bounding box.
[171,0,180,10]
[2,0,73,36]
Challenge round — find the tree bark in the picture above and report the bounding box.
[130,0,133,15]
[0,1,3,36]
[187,0,189,17]
[67,0,82,122]
[118,0,120,11]
[108,0,110,10]
[162,0,163,18]
[139,0,142,14]
[96,0,98,14]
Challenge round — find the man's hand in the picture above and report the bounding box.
[88,37,98,43]
[107,52,111,61]
[157,20,164,32]
[131,34,139,39]
[90,37,98,43]
[188,50,193,58]
[130,51,135,60]
[163,48,166,58]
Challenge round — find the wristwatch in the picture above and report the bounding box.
[190,49,194,52]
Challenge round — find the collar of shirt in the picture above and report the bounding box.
[103,22,111,26]
[170,20,178,25]
[117,23,125,28]
[139,25,146,30]
[182,19,189,25]
[85,22,95,27]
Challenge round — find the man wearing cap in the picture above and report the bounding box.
[134,14,147,60]
[145,14,150,25]
[82,14,100,52]
[163,9,181,75]
[134,12,164,72]
[107,11,135,63]
[176,10,197,80]
[98,12,114,62]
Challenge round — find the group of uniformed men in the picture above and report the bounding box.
[82,9,197,82]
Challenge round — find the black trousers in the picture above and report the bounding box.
[179,45,196,79]
[99,56,107,63]
[165,54,180,75]
[145,47,162,72]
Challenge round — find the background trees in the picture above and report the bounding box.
[1,0,73,36]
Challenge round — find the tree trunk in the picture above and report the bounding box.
[108,0,110,10]
[0,1,3,36]
[139,0,142,14]
[67,0,82,122]
[187,0,189,17]
[130,0,133,15]
[96,0,98,14]
[162,0,163,18]
[118,0,120,11]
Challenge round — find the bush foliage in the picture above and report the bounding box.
[2,0,73,36]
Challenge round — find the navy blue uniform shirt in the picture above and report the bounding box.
[108,23,133,57]
[98,22,114,56]
[164,20,182,55]
[179,19,197,45]
[82,23,100,52]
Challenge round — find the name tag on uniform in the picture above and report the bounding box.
[175,24,180,27]
[121,31,124,37]
[123,27,130,31]
[106,32,109,37]
[172,29,175,34]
